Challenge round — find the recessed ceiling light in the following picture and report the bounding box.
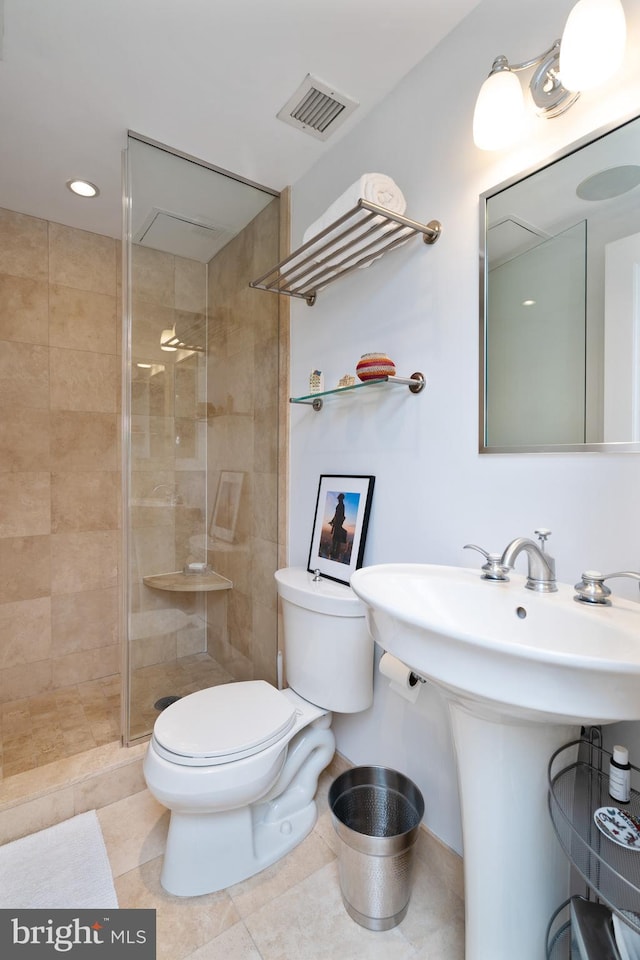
[66,178,100,198]
[522,299,536,307]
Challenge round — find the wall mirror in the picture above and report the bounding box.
[480,112,640,453]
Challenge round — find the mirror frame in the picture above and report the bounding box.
[479,110,640,455]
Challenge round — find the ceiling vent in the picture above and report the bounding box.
[277,74,359,141]
[133,209,234,262]
[487,217,551,269]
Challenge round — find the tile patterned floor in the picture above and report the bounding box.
[128,652,235,741]
[0,667,465,958]
[98,770,465,960]
[0,653,233,777]
[0,677,121,778]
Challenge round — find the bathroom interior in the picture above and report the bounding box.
[2,0,640,958]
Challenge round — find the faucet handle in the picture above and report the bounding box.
[534,529,552,551]
[574,570,640,606]
[463,544,509,581]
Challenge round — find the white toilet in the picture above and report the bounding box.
[143,567,373,897]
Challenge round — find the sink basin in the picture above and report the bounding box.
[350,563,640,725]
[350,562,640,960]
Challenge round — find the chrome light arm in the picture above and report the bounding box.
[574,570,640,606]
[490,40,560,75]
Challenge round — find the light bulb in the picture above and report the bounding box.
[560,0,626,92]
[473,68,527,151]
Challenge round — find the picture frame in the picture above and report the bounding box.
[209,471,244,542]
[307,474,375,585]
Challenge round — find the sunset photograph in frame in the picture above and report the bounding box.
[307,475,375,585]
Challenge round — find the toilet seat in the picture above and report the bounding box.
[152,680,297,767]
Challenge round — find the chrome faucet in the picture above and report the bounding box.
[500,529,557,593]
[574,570,640,605]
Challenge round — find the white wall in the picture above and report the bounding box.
[288,0,640,854]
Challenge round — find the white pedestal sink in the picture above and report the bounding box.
[350,563,640,960]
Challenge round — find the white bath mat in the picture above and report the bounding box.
[0,810,118,908]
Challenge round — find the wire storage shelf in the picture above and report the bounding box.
[548,740,640,936]
[546,900,572,960]
[249,199,441,305]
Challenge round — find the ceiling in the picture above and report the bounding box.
[0,0,480,240]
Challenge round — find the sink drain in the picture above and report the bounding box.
[154,695,182,711]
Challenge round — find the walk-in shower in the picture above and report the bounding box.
[122,134,284,745]
[0,135,283,784]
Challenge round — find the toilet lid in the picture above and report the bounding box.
[152,680,297,765]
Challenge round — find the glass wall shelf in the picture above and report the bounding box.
[290,372,425,411]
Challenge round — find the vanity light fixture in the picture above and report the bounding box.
[66,178,100,198]
[473,0,626,151]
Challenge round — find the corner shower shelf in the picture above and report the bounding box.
[290,372,425,411]
[249,199,441,305]
[547,739,640,956]
[143,571,233,592]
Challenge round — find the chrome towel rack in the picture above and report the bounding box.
[249,199,441,306]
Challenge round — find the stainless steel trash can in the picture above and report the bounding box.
[329,765,425,931]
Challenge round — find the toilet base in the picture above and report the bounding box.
[161,798,318,896]
[159,723,336,896]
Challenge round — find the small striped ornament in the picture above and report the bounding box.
[356,352,396,381]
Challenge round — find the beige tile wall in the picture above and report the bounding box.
[206,200,281,685]
[0,208,121,705]
[127,245,210,739]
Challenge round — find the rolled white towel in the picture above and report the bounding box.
[303,173,406,243]
[301,173,410,273]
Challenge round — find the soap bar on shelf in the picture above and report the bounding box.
[183,562,210,576]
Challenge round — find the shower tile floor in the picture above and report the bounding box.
[99,768,465,960]
[129,651,235,741]
[0,653,233,779]
[0,677,121,779]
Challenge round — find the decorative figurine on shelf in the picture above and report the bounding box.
[356,352,396,381]
[338,374,356,388]
[309,370,324,394]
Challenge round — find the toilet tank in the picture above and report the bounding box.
[275,568,373,713]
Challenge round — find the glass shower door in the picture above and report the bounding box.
[122,134,281,744]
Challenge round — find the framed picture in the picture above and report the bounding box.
[209,471,244,542]
[307,474,375,585]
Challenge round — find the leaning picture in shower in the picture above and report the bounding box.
[307,474,375,585]
[210,471,244,542]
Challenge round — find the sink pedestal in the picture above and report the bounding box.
[449,700,578,960]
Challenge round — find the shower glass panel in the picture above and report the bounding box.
[123,134,281,744]
[486,221,587,447]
